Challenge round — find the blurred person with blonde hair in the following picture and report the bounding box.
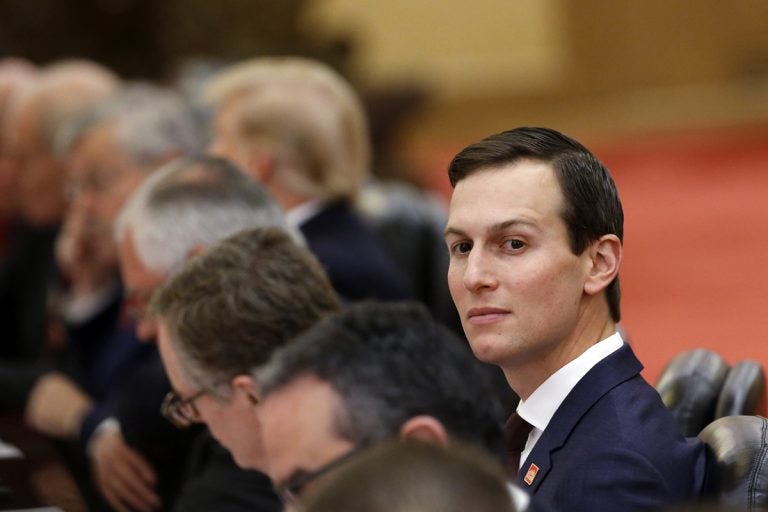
[204,56,410,302]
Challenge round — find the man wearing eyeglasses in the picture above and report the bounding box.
[150,227,339,472]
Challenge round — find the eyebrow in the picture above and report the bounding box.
[444,218,540,239]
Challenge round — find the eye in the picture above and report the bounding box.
[503,239,525,251]
[450,240,473,255]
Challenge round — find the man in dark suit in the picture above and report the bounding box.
[444,127,711,511]
[204,57,411,302]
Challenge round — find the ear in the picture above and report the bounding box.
[584,234,622,296]
[231,374,260,405]
[399,415,450,445]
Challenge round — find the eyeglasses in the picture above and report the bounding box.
[161,389,208,428]
[276,447,363,505]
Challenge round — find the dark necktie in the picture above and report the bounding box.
[505,412,534,476]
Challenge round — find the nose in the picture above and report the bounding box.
[462,248,499,292]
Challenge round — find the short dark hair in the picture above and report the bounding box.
[150,226,341,395]
[448,127,624,322]
[257,301,506,458]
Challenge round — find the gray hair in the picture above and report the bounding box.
[150,227,339,395]
[115,154,294,276]
[54,82,206,164]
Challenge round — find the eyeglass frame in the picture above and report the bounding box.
[276,445,365,505]
[161,388,208,428]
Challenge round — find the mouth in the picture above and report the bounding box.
[466,307,510,325]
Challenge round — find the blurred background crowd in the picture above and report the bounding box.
[6,0,763,382]
[0,1,768,510]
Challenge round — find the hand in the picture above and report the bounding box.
[90,428,161,512]
[25,372,92,439]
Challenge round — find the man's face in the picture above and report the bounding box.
[67,122,149,232]
[117,229,166,341]
[156,320,266,469]
[445,161,591,373]
[258,374,355,495]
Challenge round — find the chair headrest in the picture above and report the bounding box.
[657,349,729,436]
[715,361,766,419]
[698,415,768,508]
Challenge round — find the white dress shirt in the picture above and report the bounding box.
[285,198,324,228]
[515,332,624,470]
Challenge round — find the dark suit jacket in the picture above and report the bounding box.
[172,430,281,512]
[0,222,58,361]
[299,201,412,302]
[519,344,712,512]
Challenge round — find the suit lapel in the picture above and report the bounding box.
[515,344,644,492]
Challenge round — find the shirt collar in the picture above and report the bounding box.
[517,331,624,431]
[286,198,325,228]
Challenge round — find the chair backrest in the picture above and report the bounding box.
[698,415,768,509]
[715,361,766,419]
[656,349,730,436]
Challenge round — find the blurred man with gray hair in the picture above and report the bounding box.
[23,84,205,444]
[0,59,118,393]
[90,155,289,512]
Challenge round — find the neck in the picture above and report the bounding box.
[503,302,616,401]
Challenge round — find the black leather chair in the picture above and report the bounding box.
[656,349,730,436]
[699,415,768,509]
[715,361,766,419]
[657,349,767,437]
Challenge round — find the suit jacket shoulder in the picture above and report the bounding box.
[173,431,281,512]
[300,201,412,302]
[520,344,710,512]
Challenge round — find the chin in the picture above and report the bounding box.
[468,335,506,365]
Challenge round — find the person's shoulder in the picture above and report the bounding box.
[173,433,280,512]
